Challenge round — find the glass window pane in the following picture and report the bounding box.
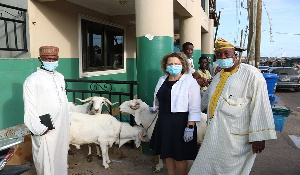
[106,28,123,69]
[88,33,102,68]
[272,68,298,75]
[81,19,124,72]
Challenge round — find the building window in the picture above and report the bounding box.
[0,3,28,52]
[81,19,124,73]
[201,0,206,12]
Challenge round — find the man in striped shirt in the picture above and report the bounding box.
[189,38,277,175]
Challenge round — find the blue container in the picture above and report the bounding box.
[273,115,286,132]
[262,73,279,95]
[269,94,275,108]
[275,96,280,105]
[268,95,280,108]
[272,107,292,117]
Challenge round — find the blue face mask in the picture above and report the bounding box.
[42,61,58,71]
[166,65,182,75]
[216,58,234,69]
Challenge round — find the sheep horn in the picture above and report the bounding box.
[76,97,93,103]
[143,137,150,142]
[138,130,144,141]
[130,102,140,110]
[104,102,110,112]
[104,98,118,106]
[139,130,150,142]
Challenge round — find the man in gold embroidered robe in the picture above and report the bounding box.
[189,38,277,175]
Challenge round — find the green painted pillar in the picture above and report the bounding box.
[136,0,174,155]
[179,0,202,71]
[135,0,174,105]
[193,50,202,70]
[136,37,173,105]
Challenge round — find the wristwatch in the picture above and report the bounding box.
[188,125,194,129]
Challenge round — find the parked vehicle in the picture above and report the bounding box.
[270,67,300,92]
[0,137,29,175]
[259,66,270,73]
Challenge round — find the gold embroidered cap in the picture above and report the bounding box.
[39,46,59,56]
[215,38,234,51]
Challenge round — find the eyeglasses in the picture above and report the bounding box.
[166,63,182,66]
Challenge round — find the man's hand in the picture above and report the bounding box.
[192,71,201,79]
[42,129,49,135]
[196,77,207,87]
[214,66,222,74]
[249,140,265,154]
[202,79,210,87]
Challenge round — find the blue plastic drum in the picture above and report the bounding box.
[263,73,279,95]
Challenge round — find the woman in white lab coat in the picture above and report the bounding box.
[149,52,201,175]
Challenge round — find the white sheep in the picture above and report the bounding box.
[70,112,145,169]
[69,96,118,115]
[119,98,207,173]
[68,96,118,161]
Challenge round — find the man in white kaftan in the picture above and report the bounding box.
[23,46,71,175]
[189,38,277,175]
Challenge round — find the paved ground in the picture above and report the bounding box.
[23,144,171,175]
[251,90,300,175]
[22,90,300,175]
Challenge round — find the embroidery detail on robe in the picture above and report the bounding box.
[209,64,240,118]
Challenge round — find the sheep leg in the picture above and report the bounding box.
[105,145,111,164]
[153,156,163,173]
[68,149,74,155]
[96,144,102,159]
[99,142,109,169]
[68,145,74,155]
[87,144,93,162]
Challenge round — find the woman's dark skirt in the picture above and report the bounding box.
[149,112,198,161]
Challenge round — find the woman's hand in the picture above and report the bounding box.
[184,122,195,142]
[183,128,194,142]
[149,107,158,114]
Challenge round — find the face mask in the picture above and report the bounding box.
[166,65,182,75]
[216,58,234,69]
[42,61,58,71]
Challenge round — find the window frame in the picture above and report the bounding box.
[78,14,126,78]
[0,3,28,52]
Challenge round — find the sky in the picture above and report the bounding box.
[215,0,300,58]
